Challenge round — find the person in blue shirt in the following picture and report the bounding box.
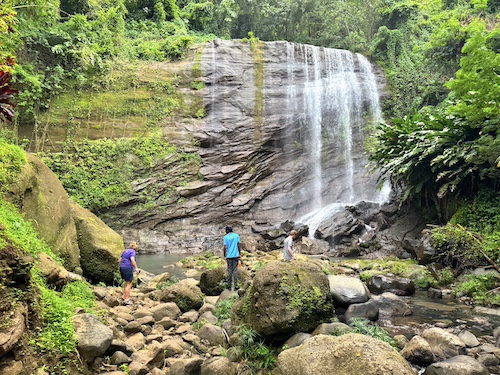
[223,226,242,291]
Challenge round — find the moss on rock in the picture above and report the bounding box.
[231,260,334,337]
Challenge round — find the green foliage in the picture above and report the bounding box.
[431,224,487,271]
[40,135,199,212]
[0,138,26,187]
[251,260,265,272]
[369,107,500,221]
[451,189,500,234]
[228,325,276,372]
[446,20,500,123]
[156,275,180,289]
[454,273,500,305]
[0,196,96,358]
[437,267,455,286]
[347,318,398,348]
[180,251,225,270]
[414,269,438,290]
[278,273,330,317]
[33,276,96,354]
[214,294,238,323]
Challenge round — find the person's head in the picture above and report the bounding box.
[129,241,139,250]
[225,226,233,234]
[289,230,298,238]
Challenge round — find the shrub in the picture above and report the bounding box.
[214,294,238,323]
[347,318,397,348]
[454,273,500,306]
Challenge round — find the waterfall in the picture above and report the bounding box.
[199,40,390,235]
[283,43,389,237]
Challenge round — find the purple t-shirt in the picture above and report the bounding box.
[120,248,136,269]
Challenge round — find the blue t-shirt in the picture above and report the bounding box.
[224,232,240,259]
[120,248,136,269]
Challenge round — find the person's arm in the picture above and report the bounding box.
[131,257,139,273]
[287,239,295,260]
[223,245,227,261]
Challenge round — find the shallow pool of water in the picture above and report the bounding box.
[136,253,191,279]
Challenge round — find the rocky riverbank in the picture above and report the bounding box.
[72,252,500,375]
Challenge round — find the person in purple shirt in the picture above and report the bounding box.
[119,241,140,305]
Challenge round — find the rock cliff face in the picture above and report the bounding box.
[113,40,391,254]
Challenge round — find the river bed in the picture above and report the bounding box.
[136,253,500,338]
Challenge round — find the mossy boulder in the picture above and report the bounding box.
[199,265,251,295]
[157,279,204,312]
[5,153,80,269]
[70,201,124,284]
[231,260,334,337]
[275,334,415,375]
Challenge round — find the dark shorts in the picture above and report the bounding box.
[120,267,134,281]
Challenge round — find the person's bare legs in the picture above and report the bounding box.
[123,280,132,301]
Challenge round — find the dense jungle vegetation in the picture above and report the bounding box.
[0,0,498,268]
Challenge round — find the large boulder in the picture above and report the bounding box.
[158,279,204,312]
[5,153,80,269]
[420,327,466,360]
[5,152,126,282]
[231,260,334,337]
[275,334,415,375]
[199,265,251,295]
[70,201,124,284]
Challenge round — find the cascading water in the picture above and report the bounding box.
[199,40,390,233]
[282,44,390,237]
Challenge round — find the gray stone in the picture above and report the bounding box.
[311,322,352,336]
[110,351,131,366]
[196,323,227,347]
[283,333,312,349]
[344,300,379,322]
[150,302,181,321]
[200,357,237,375]
[400,335,435,365]
[168,357,204,375]
[366,274,415,296]
[420,327,466,360]
[73,313,113,362]
[459,330,480,348]
[372,292,412,318]
[328,275,371,305]
[423,355,489,375]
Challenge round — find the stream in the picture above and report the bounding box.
[136,253,500,339]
